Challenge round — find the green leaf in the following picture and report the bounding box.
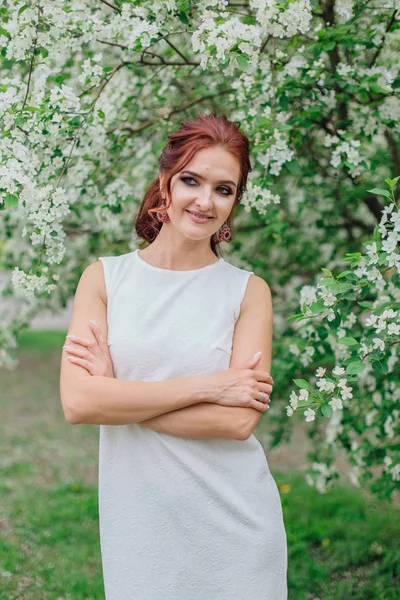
[286,160,301,175]
[320,404,333,418]
[329,282,352,294]
[337,270,352,279]
[39,47,49,59]
[4,194,18,209]
[340,336,359,346]
[236,54,249,71]
[20,106,40,113]
[366,188,391,199]
[279,94,289,110]
[178,11,189,24]
[287,313,305,322]
[373,225,381,242]
[344,252,362,258]
[68,116,81,126]
[378,252,388,266]
[391,272,400,285]
[346,361,366,375]
[369,83,391,95]
[14,117,27,127]
[358,301,373,309]
[342,292,357,301]
[372,360,388,375]
[18,4,30,15]
[321,268,333,277]
[384,177,400,188]
[0,27,10,40]
[393,78,400,89]
[310,301,325,313]
[316,326,329,340]
[329,311,342,330]
[319,277,335,287]
[293,379,311,391]
[322,41,336,51]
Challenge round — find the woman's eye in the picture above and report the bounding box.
[180,177,232,196]
[181,177,197,186]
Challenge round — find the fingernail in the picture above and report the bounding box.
[63,345,71,350]
[66,335,75,339]
[90,320,97,327]
[253,351,262,359]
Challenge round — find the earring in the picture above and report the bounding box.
[156,198,170,223]
[156,209,169,223]
[217,222,232,242]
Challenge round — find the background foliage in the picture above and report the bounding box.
[0,0,399,498]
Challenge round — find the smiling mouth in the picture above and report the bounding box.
[186,210,214,220]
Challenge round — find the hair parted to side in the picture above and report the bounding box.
[135,111,252,257]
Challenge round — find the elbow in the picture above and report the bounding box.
[236,422,252,441]
[61,397,83,425]
[60,386,87,425]
[64,407,82,425]
[238,428,252,441]
[237,414,258,441]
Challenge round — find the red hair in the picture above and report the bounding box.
[135,111,252,257]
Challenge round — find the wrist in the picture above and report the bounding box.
[191,375,216,404]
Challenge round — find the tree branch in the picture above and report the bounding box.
[98,0,121,12]
[118,88,233,137]
[369,9,398,68]
[22,5,42,111]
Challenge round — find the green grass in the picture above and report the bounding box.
[0,330,398,599]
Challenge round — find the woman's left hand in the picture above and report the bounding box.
[62,320,115,378]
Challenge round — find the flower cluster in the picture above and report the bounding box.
[241,180,281,215]
[285,365,350,421]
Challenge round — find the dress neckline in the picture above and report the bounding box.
[134,249,225,274]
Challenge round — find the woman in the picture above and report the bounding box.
[60,112,288,599]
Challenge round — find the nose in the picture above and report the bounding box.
[195,188,214,211]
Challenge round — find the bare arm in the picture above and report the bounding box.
[60,261,213,425]
[139,274,273,441]
[69,374,214,425]
[138,402,247,440]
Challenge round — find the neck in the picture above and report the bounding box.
[143,229,218,270]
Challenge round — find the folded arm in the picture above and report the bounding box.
[139,275,273,440]
[60,262,213,425]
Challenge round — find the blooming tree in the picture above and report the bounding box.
[284,179,399,500]
[0,0,399,498]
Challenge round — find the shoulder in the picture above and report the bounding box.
[78,260,107,305]
[221,260,271,315]
[222,260,270,299]
[88,252,133,304]
[241,273,272,312]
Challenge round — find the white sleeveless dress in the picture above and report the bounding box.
[97,249,288,600]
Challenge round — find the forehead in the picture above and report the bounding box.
[181,146,240,181]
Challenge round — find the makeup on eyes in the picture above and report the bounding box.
[180,176,233,196]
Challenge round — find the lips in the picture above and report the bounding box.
[186,210,213,220]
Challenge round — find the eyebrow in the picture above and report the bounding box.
[180,170,237,188]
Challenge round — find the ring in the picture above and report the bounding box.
[259,392,267,402]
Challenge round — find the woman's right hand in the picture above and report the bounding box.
[208,353,274,412]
